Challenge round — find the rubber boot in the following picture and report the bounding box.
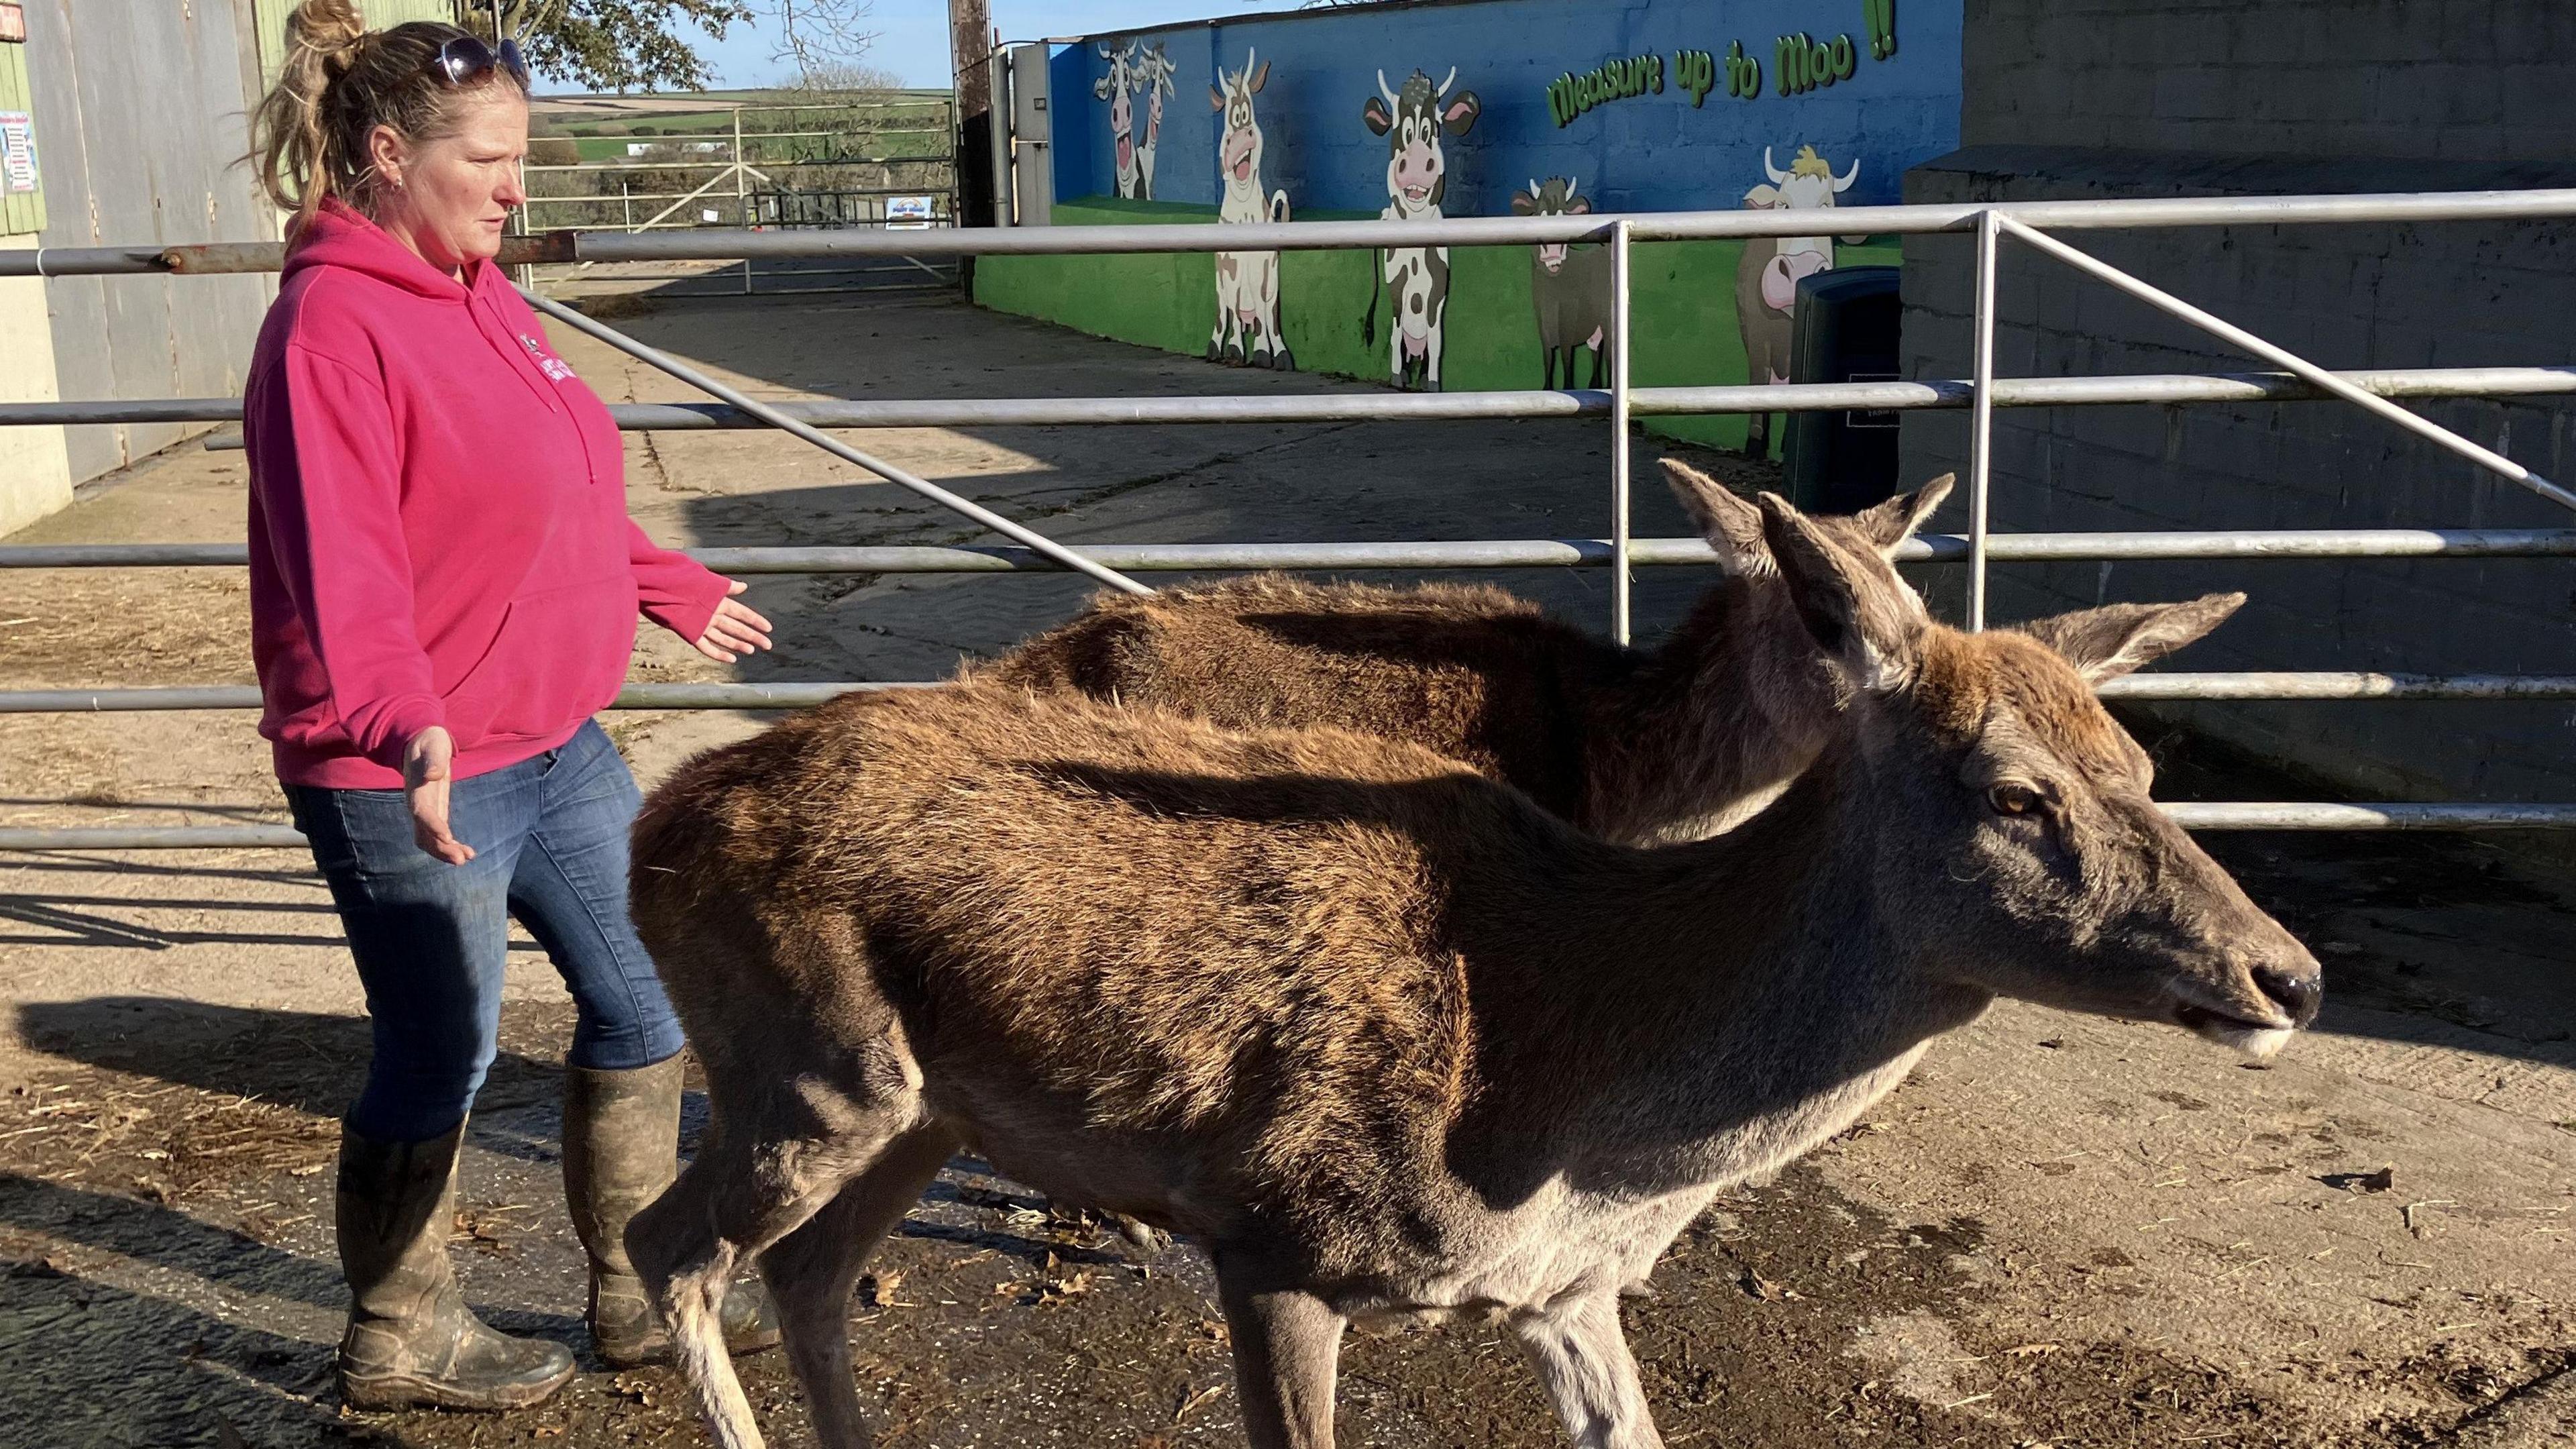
[335,1122,577,1411]
[563,1057,781,1368]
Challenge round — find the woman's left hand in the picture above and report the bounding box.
[692,580,775,663]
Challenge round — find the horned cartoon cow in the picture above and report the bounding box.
[1133,43,1177,201]
[1094,42,1141,199]
[1210,50,1293,370]
[1736,144,1860,455]
[1360,67,1481,391]
[1512,176,1615,389]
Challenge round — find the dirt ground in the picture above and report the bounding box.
[1,286,2571,1449]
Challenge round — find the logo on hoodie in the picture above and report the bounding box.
[520,333,578,384]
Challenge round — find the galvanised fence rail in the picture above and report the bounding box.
[3,186,2574,846]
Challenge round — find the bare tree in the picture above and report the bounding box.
[769,0,881,88]
[786,58,906,93]
[465,0,881,93]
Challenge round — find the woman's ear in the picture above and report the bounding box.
[368,122,410,190]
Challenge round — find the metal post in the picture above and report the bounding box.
[517,286,1152,596]
[734,108,753,294]
[1966,209,1999,631]
[1994,214,2576,515]
[1611,219,1633,646]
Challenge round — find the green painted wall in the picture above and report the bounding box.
[975,197,1899,455]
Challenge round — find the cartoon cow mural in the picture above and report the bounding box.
[1132,43,1177,201]
[1735,144,1860,456]
[1511,176,1615,389]
[1360,67,1481,391]
[1210,50,1294,370]
[1095,42,1141,199]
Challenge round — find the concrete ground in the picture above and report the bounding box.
[0,286,2571,1449]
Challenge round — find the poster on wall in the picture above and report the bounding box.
[0,111,37,195]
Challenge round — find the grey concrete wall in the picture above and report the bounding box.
[1898,0,2576,806]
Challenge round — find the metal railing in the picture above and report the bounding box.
[3,186,2574,845]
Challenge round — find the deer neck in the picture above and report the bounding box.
[1580,578,1832,845]
[1463,747,1992,1199]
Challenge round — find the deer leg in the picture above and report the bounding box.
[1509,1289,1662,1449]
[757,1124,961,1449]
[1216,1273,1344,1449]
[628,1101,916,1449]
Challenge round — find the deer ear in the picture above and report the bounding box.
[1659,460,1766,572]
[1758,492,1922,689]
[2013,593,2247,684]
[1850,472,1953,558]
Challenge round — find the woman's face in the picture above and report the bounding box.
[368,90,529,274]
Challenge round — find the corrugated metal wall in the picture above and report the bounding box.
[22,0,278,482]
[254,0,456,86]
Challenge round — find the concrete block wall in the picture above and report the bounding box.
[0,239,74,539]
[1898,0,2576,804]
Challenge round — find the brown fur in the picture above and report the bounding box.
[625,492,2314,1449]
[980,463,1955,845]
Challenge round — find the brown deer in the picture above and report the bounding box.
[626,492,2315,1449]
[983,461,1959,845]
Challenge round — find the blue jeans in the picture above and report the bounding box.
[286,721,686,1144]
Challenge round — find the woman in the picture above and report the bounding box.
[245,1,778,1410]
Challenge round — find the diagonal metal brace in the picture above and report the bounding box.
[1993,214,2576,515]
[517,287,1152,596]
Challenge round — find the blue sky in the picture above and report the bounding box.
[680,0,1267,88]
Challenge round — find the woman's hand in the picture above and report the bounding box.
[692,580,774,663]
[403,726,476,865]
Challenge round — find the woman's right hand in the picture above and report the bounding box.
[403,726,476,865]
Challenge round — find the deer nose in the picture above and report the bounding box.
[2252,965,2322,1028]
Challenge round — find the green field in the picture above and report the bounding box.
[973,197,1899,455]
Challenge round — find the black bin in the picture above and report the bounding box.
[1782,265,1902,515]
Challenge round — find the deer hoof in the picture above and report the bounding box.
[1112,1214,1171,1255]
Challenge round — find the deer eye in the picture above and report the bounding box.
[1988,782,2045,818]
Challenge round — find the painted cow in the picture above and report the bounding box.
[1735,144,1860,455]
[1511,176,1615,389]
[1210,50,1294,370]
[1360,67,1481,391]
[1133,43,1177,201]
[1095,42,1140,199]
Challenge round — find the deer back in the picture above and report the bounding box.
[981,574,1621,822]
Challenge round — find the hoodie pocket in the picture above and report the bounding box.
[441,575,638,748]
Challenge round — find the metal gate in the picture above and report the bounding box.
[520,94,959,299]
[4,186,2575,848]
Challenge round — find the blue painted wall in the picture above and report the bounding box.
[1051,0,1962,217]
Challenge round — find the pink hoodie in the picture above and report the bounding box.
[245,201,728,789]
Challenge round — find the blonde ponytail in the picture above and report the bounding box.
[248,0,526,227]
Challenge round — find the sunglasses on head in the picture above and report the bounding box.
[431,34,530,89]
